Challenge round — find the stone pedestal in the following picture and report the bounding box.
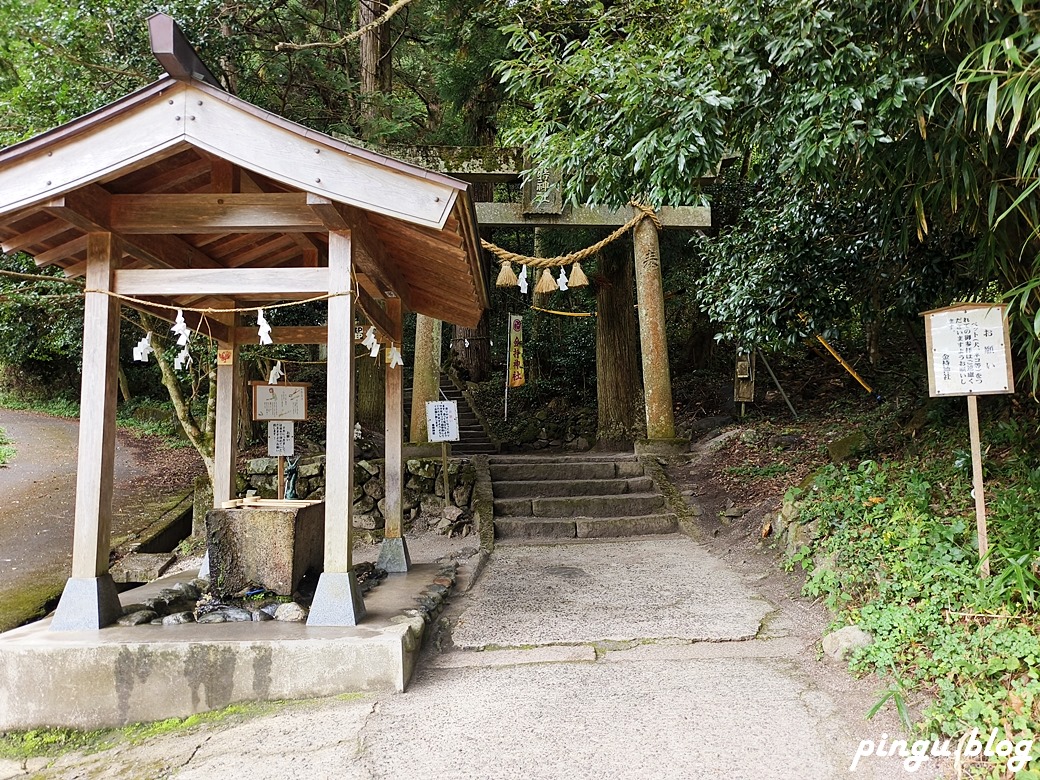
[205,503,324,596]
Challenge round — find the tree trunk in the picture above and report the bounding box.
[359,0,391,129]
[451,310,490,383]
[356,349,385,426]
[595,241,643,445]
[409,314,441,442]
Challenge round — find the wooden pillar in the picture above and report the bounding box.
[213,311,240,507]
[409,314,441,442]
[633,215,677,441]
[308,229,366,625]
[377,298,410,572]
[51,233,123,630]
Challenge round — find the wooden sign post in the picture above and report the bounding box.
[426,400,460,509]
[251,381,309,500]
[922,303,1015,577]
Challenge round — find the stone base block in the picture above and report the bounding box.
[206,503,324,597]
[307,571,367,626]
[50,575,123,631]
[376,536,411,573]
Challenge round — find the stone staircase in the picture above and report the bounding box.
[490,454,678,540]
[403,373,498,456]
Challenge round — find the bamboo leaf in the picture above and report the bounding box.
[986,76,999,134]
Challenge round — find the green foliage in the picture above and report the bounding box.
[695,183,977,349]
[498,0,1040,388]
[0,425,14,466]
[791,442,1040,747]
[0,255,83,373]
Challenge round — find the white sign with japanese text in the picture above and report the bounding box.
[268,421,295,457]
[923,304,1014,397]
[426,401,459,442]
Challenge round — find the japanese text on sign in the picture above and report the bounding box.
[268,421,295,457]
[252,383,308,421]
[426,401,459,442]
[507,314,525,388]
[923,304,1014,397]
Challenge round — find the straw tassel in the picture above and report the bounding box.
[496,260,518,288]
[534,268,558,294]
[569,262,589,288]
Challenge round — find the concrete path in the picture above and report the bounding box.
[2,535,950,779]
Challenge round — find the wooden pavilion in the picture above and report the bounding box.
[0,15,489,630]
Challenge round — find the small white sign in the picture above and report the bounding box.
[426,400,459,442]
[923,304,1015,397]
[268,421,295,457]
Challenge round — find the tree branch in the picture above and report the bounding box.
[275,0,418,52]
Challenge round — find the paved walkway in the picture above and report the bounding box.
[3,535,949,779]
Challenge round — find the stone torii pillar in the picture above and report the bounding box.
[377,298,410,572]
[632,209,686,456]
[308,230,366,625]
[51,233,124,630]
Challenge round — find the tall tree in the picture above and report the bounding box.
[595,242,642,443]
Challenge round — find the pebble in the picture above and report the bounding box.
[260,604,281,618]
[121,603,149,616]
[117,610,158,626]
[162,611,196,625]
[253,610,274,621]
[197,612,228,624]
[274,602,308,622]
[219,607,254,622]
[172,581,201,600]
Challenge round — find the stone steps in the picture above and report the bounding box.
[490,455,677,540]
[493,513,679,540]
[494,492,666,518]
[403,373,499,456]
[492,476,653,498]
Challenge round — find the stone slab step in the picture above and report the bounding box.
[493,513,678,540]
[490,454,638,464]
[492,476,653,499]
[493,492,665,519]
[576,513,678,538]
[493,518,576,539]
[490,461,643,482]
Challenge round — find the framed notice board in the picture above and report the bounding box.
[251,382,309,421]
[922,304,1014,397]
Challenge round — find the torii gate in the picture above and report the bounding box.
[395,146,712,450]
[0,15,488,630]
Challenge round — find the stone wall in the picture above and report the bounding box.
[244,455,477,535]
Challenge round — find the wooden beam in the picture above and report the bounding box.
[308,195,411,305]
[35,235,87,267]
[114,267,329,297]
[357,286,400,342]
[1,218,73,254]
[212,308,240,507]
[42,185,224,271]
[147,13,223,89]
[475,202,711,229]
[73,233,121,578]
[234,325,328,345]
[109,193,324,234]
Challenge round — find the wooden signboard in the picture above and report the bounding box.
[251,382,309,421]
[921,303,1015,577]
[923,303,1014,397]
